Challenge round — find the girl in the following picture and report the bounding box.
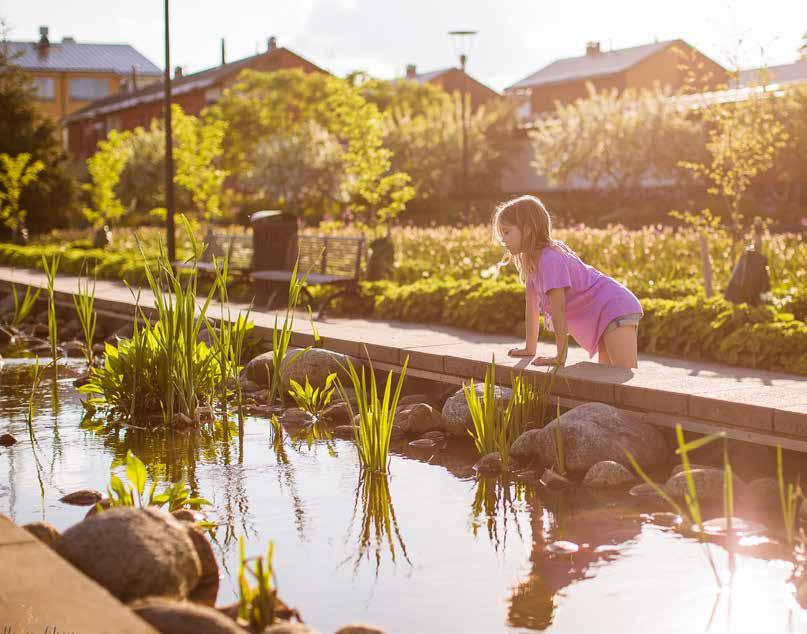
[493,195,643,369]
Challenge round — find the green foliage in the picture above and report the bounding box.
[530,84,705,192]
[103,449,212,511]
[288,373,336,417]
[83,129,132,229]
[238,536,277,631]
[464,357,513,469]
[3,283,40,329]
[172,104,229,219]
[71,268,97,364]
[336,354,409,473]
[0,152,45,240]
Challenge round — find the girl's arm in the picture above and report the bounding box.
[508,289,539,357]
[533,288,568,365]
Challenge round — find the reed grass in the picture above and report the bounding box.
[269,256,307,406]
[777,445,802,549]
[336,353,409,474]
[4,283,40,330]
[71,266,97,365]
[465,356,513,468]
[238,535,277,631]
[26,356,47,498]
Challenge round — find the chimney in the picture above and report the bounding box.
[586,41,601,56]
[131,65,138,91]
[267,36,277,52]
[62,36,76,44]
[406,64,417,79]
[37,26,50,51]
[174,65,183,78]
[221,38,226,65]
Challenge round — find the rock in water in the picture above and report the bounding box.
[130,597,245,634]
[280,348,352,395]
[55,507,202,603]
[664,468,745,505]
[441,384,512,437]
[582,461,636,488]
[59,489,104,506]
[516,403,668,472]
[0,433,17,447]
[395,403,446,434]
[242,350,276,385]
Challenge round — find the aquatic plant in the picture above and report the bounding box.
[102,449,211,512]
[2,283,40,330]
[26,356,47,497]
[336,353,408,473]
[238,535,277,631]
[41,253,59,358]
[268,257,307,406]
[777,445,802,549]
[71,267,97,364]
[288,372,336,418]
[465,356,514,469]
[470,476,528,551]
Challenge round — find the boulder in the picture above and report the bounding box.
[664,468,745,505]
[743,477,780,510]
[582,460,636,488]
[242,351,276,386]
[397,393,437,409]
[421,431,446,442]
[261,625,319,634]
[441,384,512,437]
[130,597,244,634]
[321,401,353,425]
[334,626,386,634]
[186,524,220,606]
[240,378,263,393]
[279,348,351,394]
[62,340,88,358]
[23,521,60,548]
[333,425,355,440]
[408,439,437,449]
[473,452,503,475]
[514,403,668,472]
[281,408,314,426]
[0,433,17,447]
[394,403,446,435]
[55,507,202,603]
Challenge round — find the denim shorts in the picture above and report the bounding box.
[603,312,642,336]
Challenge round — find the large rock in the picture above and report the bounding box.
[441,384,512,437]
[664,468,745,505]
[55,507,202,603]
[514,403,668,473]
[23,521,60,548]
[582,460,636,488]
[279,348,352,394]
[394,403,446,434]
[130,597,244,634]
[59,489,104,506]
[243,351,276,385]
[743,477,780,510]
[185,524,220,606]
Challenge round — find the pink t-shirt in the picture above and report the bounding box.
[526,244,643,358]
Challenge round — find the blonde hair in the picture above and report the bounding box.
[491,195,578,283]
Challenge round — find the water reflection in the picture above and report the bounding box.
[470,475,531,552]
[343,471,410,576]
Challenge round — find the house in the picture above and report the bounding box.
[63,37,328,159]
[7,26,162,127]
[505,39,728,119]
[738,58,807,88]
[402,64,499,109]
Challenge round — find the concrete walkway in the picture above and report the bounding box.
[1,265,807,450]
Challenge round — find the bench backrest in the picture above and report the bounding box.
[296,235,365,279]
[202,232,252,270]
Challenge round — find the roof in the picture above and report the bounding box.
[63,47,320,123]
[738,59,807,88]
[406,67,453,83]
[5,40,161,76]
[506,40,680,91]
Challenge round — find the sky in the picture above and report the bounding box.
[3,0,805,92]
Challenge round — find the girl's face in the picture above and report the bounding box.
[498,222,524,255]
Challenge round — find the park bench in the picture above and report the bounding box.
[174,230,253,278]
[251,234,366,318]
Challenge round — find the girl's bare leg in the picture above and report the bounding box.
[598,339,612,366]
[602,325,638,369]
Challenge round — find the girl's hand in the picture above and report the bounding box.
[508,347,535,358]
[531,355,564,367]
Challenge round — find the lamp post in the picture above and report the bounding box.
[448,30,477,225]
[164,0,176,262]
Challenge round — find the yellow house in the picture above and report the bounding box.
[7,26,162,130]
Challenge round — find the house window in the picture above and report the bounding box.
[33,77,56,101]
[70,78,109,101]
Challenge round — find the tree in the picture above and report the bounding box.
[171,104,229,220]
[207,69,414,227]
[83,129,131,235]
[0,21,78,235]
[529,83,705,192]
[0,152,45,242]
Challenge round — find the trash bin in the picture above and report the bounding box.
[724,247,771,306]
[249,210,298,271]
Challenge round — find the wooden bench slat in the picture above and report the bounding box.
[251,271,350,285]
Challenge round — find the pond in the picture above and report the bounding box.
[2,355,806,633]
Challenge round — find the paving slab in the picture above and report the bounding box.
[0,514,157,633]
